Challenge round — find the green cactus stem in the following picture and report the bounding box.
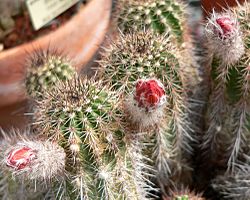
[116,0,186,43]
[32,75,152,199]
[25,50,75,99]
[203,2,250,172]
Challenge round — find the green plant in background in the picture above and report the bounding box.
[116,0,186,43]
[25,51,76,99]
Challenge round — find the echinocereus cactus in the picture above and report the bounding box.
[116,0,186,42]
[0,129,65,200]
[98,30,194,192]
[31,75,153,199]
[203,2,250,172]
[25,50,75,99]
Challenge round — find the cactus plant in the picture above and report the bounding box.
[0,0,220,199]
[25,50,76,99]
[98,29,195,193]
[30,75,154,199]
[0,129,61,200]
[116,0,186,43]
[202,2,250,173]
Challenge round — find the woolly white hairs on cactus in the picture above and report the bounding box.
[205,10,244,65]
[124,78,167,130]
[124,94,166,129]
[1,131,66,182]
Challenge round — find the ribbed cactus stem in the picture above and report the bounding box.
[25,50,75,99]
[99,30,194,192]
[203,4,250,171]
[32,75,152,199]
[116,0,186,42]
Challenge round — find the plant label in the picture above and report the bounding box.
[26,0,79,30]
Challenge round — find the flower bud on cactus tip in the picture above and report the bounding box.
[134,79,166,111]
[6,147,36,170]
[125,78,166,129]
[205,11,244,65]
[215,17,235,37]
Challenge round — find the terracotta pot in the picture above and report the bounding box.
[201,0,246,15]
[0,0,112,107]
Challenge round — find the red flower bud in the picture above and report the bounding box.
[6,146,36,170]
[135,79,166,110]
[216,17,235,36]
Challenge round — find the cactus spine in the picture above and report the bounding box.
[32,75,152,199]
[116,0,186,42]
[98,30,194,192]
[25,51,75,99]
[203,2,250,172]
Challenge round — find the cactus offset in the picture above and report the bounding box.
[203,2,250,172]
[25,50,75,99]
[116,0,186,42]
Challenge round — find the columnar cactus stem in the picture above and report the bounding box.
[203,3,250,172]
[98,30,194,192]
[32,75,152,199]
[116,0,186,42]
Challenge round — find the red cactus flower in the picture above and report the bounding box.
[135,79,166,110]
[216,17,235,36]
[6,146,36,170]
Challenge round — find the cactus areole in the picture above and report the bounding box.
[215,16,235,37]
[135,79,166,110]
[6,147,36,170]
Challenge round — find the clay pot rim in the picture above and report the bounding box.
[0,0,112,107]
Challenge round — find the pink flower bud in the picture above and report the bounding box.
[216,17,235,36]
[134,79,166,110]
[6,147,36,170]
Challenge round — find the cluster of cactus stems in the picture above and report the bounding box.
[0,0,207,200]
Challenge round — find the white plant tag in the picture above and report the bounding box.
[26,0,79,30]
